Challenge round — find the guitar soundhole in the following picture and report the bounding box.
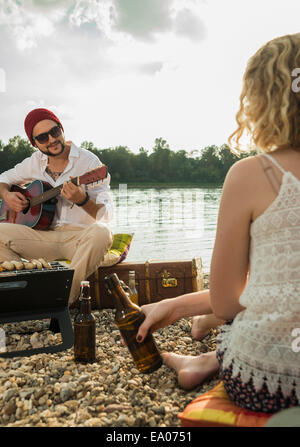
[22,201,31,215]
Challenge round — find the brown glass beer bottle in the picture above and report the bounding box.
[74,281,96,363]
[104,273,162,373]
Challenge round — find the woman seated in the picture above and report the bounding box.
[137,32,300,414]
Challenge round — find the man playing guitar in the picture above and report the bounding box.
[0,108,113,306]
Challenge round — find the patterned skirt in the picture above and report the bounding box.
[216,322,299,413]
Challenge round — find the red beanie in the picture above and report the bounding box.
[24,108,64,146]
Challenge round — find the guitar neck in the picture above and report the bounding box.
[28,165,106,207]
[30,180,73,207]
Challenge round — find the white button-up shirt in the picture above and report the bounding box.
[0,142,114,228]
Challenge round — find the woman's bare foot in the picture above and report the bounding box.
[162,351,219,390]
[191,314,225,340]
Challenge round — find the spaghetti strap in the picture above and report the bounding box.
[262,153,287,174]
[258,154,282,194]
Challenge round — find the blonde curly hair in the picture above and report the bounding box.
[229,33,300,155]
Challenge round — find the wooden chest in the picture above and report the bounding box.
[87,258,204,309]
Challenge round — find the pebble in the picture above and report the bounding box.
[53,383,61,393]
[30,333,43,349]
[78,374,89,383]
[54,405,69,416]
[111,363,120,373]
[59,375,70,383]
[38,395,48,406]
[64,400,79,410]
[117,414,130,424]
[60,385,73,402]
[181,337,192,344]
[104,404,131,413]
[0,276,220,428]
[154,405,166,415]
[3,388,18,402]
[19,389,35,399]
[85,417,103,427]
[148,417,156,427]
[4,400,17,416]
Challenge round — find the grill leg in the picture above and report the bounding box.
[49,317,60,333]
[0,308,74,357]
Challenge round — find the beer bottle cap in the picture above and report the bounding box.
[80,281,91,300]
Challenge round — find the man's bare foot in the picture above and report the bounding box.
[162,351,219,390]
[191,314,225,340]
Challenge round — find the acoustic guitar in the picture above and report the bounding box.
[0,165,107,230]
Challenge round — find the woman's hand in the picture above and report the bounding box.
[136,299,178,342]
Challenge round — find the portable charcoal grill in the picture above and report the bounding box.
[0,261,74,357]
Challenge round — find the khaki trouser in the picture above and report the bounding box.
[0,223,113,305]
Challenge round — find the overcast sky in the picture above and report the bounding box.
[1,0,300,153]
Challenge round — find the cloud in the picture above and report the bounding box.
[0,0,66,50]
[0,0,208,148]
[0,0,206,83]
[173,7,206,41]
[138,61,164,75]
[113,0,173,40]
[0,0,206,48]
[68,0,115,40]
[0,15,114,139]
[31,0,73,9]
[113,0,205,42]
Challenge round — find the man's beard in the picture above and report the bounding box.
[41,141,65,157]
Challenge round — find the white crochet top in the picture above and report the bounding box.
[217,153,300,399]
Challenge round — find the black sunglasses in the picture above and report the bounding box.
[33,125,62,144]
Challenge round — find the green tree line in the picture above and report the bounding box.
[0,136,256,186]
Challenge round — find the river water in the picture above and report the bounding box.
[110,186,223,273]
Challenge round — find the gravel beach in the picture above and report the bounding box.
[0,274,219,427]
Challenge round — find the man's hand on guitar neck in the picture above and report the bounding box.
[61,177,105,220]
[61,177,86,205]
